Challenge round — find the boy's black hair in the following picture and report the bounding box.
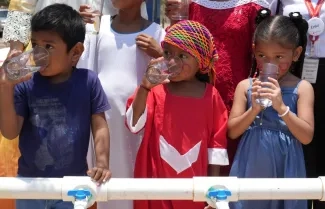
[31,3,85,52]
[250,9,308,78]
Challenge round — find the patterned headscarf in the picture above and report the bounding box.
[162,20,218,84]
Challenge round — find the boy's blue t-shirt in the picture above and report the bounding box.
[14,68,110,177]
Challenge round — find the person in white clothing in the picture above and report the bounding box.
[79,1,165,209]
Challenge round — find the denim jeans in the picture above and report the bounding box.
[16,199,74,209]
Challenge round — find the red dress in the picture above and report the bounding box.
[126,84,229,209]
[189,0,270,174]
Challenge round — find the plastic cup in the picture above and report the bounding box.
[170,0,190,20]
[256,63,279,108]
[146,58,183,84]
[3,46,49,80]
[86,0,104,34]
[259,63,278,82]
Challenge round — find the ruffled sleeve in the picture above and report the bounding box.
[3,11,33,46]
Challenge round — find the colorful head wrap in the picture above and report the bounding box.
[162,20,218,84]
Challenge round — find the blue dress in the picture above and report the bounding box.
[229,79,307,209]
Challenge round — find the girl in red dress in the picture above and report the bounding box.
[125,20,229,209]
[166,0,273,175]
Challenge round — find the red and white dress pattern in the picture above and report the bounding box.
[126,84,229,209]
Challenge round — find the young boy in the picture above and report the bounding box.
[0,4,111,209]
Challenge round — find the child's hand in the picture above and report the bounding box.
[79,4,99,24]
[250,78,263,113]
[87,167,112,186]
[141,57,170,90]
[0,51,32,87]
[258,77,285,113]
[136,34,163,58]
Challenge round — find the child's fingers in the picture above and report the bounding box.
[260,82,277,90]
[102,170,112,183]
[136,40,149,48]
[83,18,95,24]
[87,169,95,178]
[162,79,170,84]
[79,4,90,12]
[80,12,95,19]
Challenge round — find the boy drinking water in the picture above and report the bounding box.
[0,4,111,209]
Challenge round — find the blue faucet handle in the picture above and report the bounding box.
[207,188,232,201]
[67,189,91,200]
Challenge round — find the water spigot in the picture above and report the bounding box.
[206,186,232,208]
[67,189,91,200]
[207,188,232,201]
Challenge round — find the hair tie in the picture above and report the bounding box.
[255,8,271,24]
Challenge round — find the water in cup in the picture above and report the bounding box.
[86,0,104,34]
[171,0,190,20]
[3,46,49,81]
[255,63,279,108]
[146,58,182,84]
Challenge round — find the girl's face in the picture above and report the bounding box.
[163,43,199,82]
[253,41,302,78]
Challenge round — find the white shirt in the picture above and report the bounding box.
[93,15,165,209]
[281,0,325,58]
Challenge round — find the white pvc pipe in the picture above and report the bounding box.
[0,177,324,202]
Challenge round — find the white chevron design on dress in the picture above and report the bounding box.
[159,135,202,174]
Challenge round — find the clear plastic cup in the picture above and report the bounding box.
[86,0,104,34]
[3,46,49,80]
[170,0,190,20]
[146,58,183,84]
[256,63,279,108]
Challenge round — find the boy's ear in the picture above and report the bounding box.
[71,42,84,66]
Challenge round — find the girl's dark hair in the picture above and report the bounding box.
[250,9,308,78]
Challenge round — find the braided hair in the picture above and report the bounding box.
[250,9,308,78]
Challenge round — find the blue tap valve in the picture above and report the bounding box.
[207,188,232,201]
[67,189,91,200]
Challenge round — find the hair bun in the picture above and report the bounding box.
[289,12,308,35]
[289,12,303,21]
[255,8,271,24]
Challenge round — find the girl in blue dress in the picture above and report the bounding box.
[228,9,314,209]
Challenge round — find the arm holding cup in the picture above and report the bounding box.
[258,78,314,145]
[131,58,170,127]
[227,78,263,139]
[0,51,32,140]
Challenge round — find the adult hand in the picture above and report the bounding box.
[141,57,170,90]
[79,4,100,24]
[258,77,285,113]
[87,167,112,186]
[250,78,263,113]
[136,34,163,58]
